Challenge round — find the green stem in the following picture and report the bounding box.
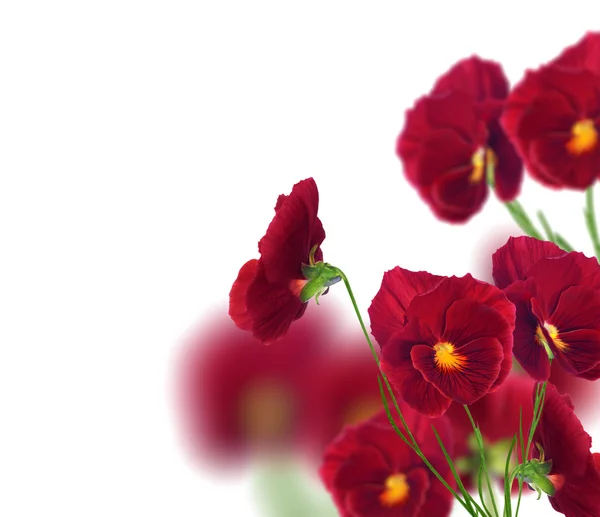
[504,200,543,240]
[334,267,481,515]
[585,185,600,260]
[464,405,500,517]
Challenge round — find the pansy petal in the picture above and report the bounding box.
[369,267,444,347]
[246,263,305,344]
[411,337,503,405]
[228,259,259,330]
[382,355,451,418]
[505,280,552,381]
[533,384,592,479]
[258,178,325,284]
[492,236,565,290]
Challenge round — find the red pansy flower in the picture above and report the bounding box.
[446,373,534,493]
[178,308,335,466]
[493,236,600,381]
[229,178,326,344]
[529,383,600,516]
[320,408,455,517]
[397,57,522,223]
[371,268,515,417]
[501,48,600,189]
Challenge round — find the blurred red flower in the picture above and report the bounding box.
[178,308,335,466]
[397,57,522,223]
[370,268,515,417]
[320,408,455,517]
[502,40,600,189]
[446,374,534,493]
[302,345,383,457]
[493,237,600,381]
[229,178,326,344]
[529,384,600,516]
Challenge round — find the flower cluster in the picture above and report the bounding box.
[207,30,600,517]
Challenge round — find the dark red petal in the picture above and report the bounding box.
[382,356,451,418]
[246,264,305,344]
[413,129,475,187]
[550,457,600,517]
[533,384,592,479]
[258,178,325,284]
[528,252,600,317]
[432,56,509,102]
[552,328,600,377]
[529,134,599,190]
[553,32,600,76]
[428,167,488,223]
[411,337,503,405]
[228,259,259,330]
[504,280,551,381]
[334,447,390,489]
[492,236,565,290]
[575,361,600,381]
[368,267,444,347]
[488,119,523,201]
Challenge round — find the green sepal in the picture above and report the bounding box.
[299,262,341,303]
[519,458,556,496]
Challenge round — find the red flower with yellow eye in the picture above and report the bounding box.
[229,178,326,344]
[320,408,455,517]
[371,269,515,417]
[397,57,522,223]
[501,56,600,189]
[493,237,600,381]
[178,308,338,467]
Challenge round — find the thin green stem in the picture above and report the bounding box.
[585,185,600,260]
[464,405,499,517]
[505,200,543,240]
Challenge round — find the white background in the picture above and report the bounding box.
[2,1,600,515]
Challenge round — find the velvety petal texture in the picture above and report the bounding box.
[531,384,600,516]
[371,269,515,417]
[493,237,600,381]
[229,178,326,344]
[502,42,600,190]
[320,409,455,517]
[397,57,522,223]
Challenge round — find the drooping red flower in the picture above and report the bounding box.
[446,373,535,493]
[493,236,600,381]
[178,307,336,466]
[371,269,515,417]
[529,383,600,516]
[229,178,326,344]
[320,408,455,517]
[501,42,600,189]
[397,56,522,223]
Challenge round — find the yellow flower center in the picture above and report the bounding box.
[342,397,381,427]
[380,473,410,507]
[239,382,293,442]
[434,341,466,372]
[535,322,568,352]
[566,119,598,155]
[469,147,496,183]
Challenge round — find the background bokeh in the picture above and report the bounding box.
[2,1,600,515]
